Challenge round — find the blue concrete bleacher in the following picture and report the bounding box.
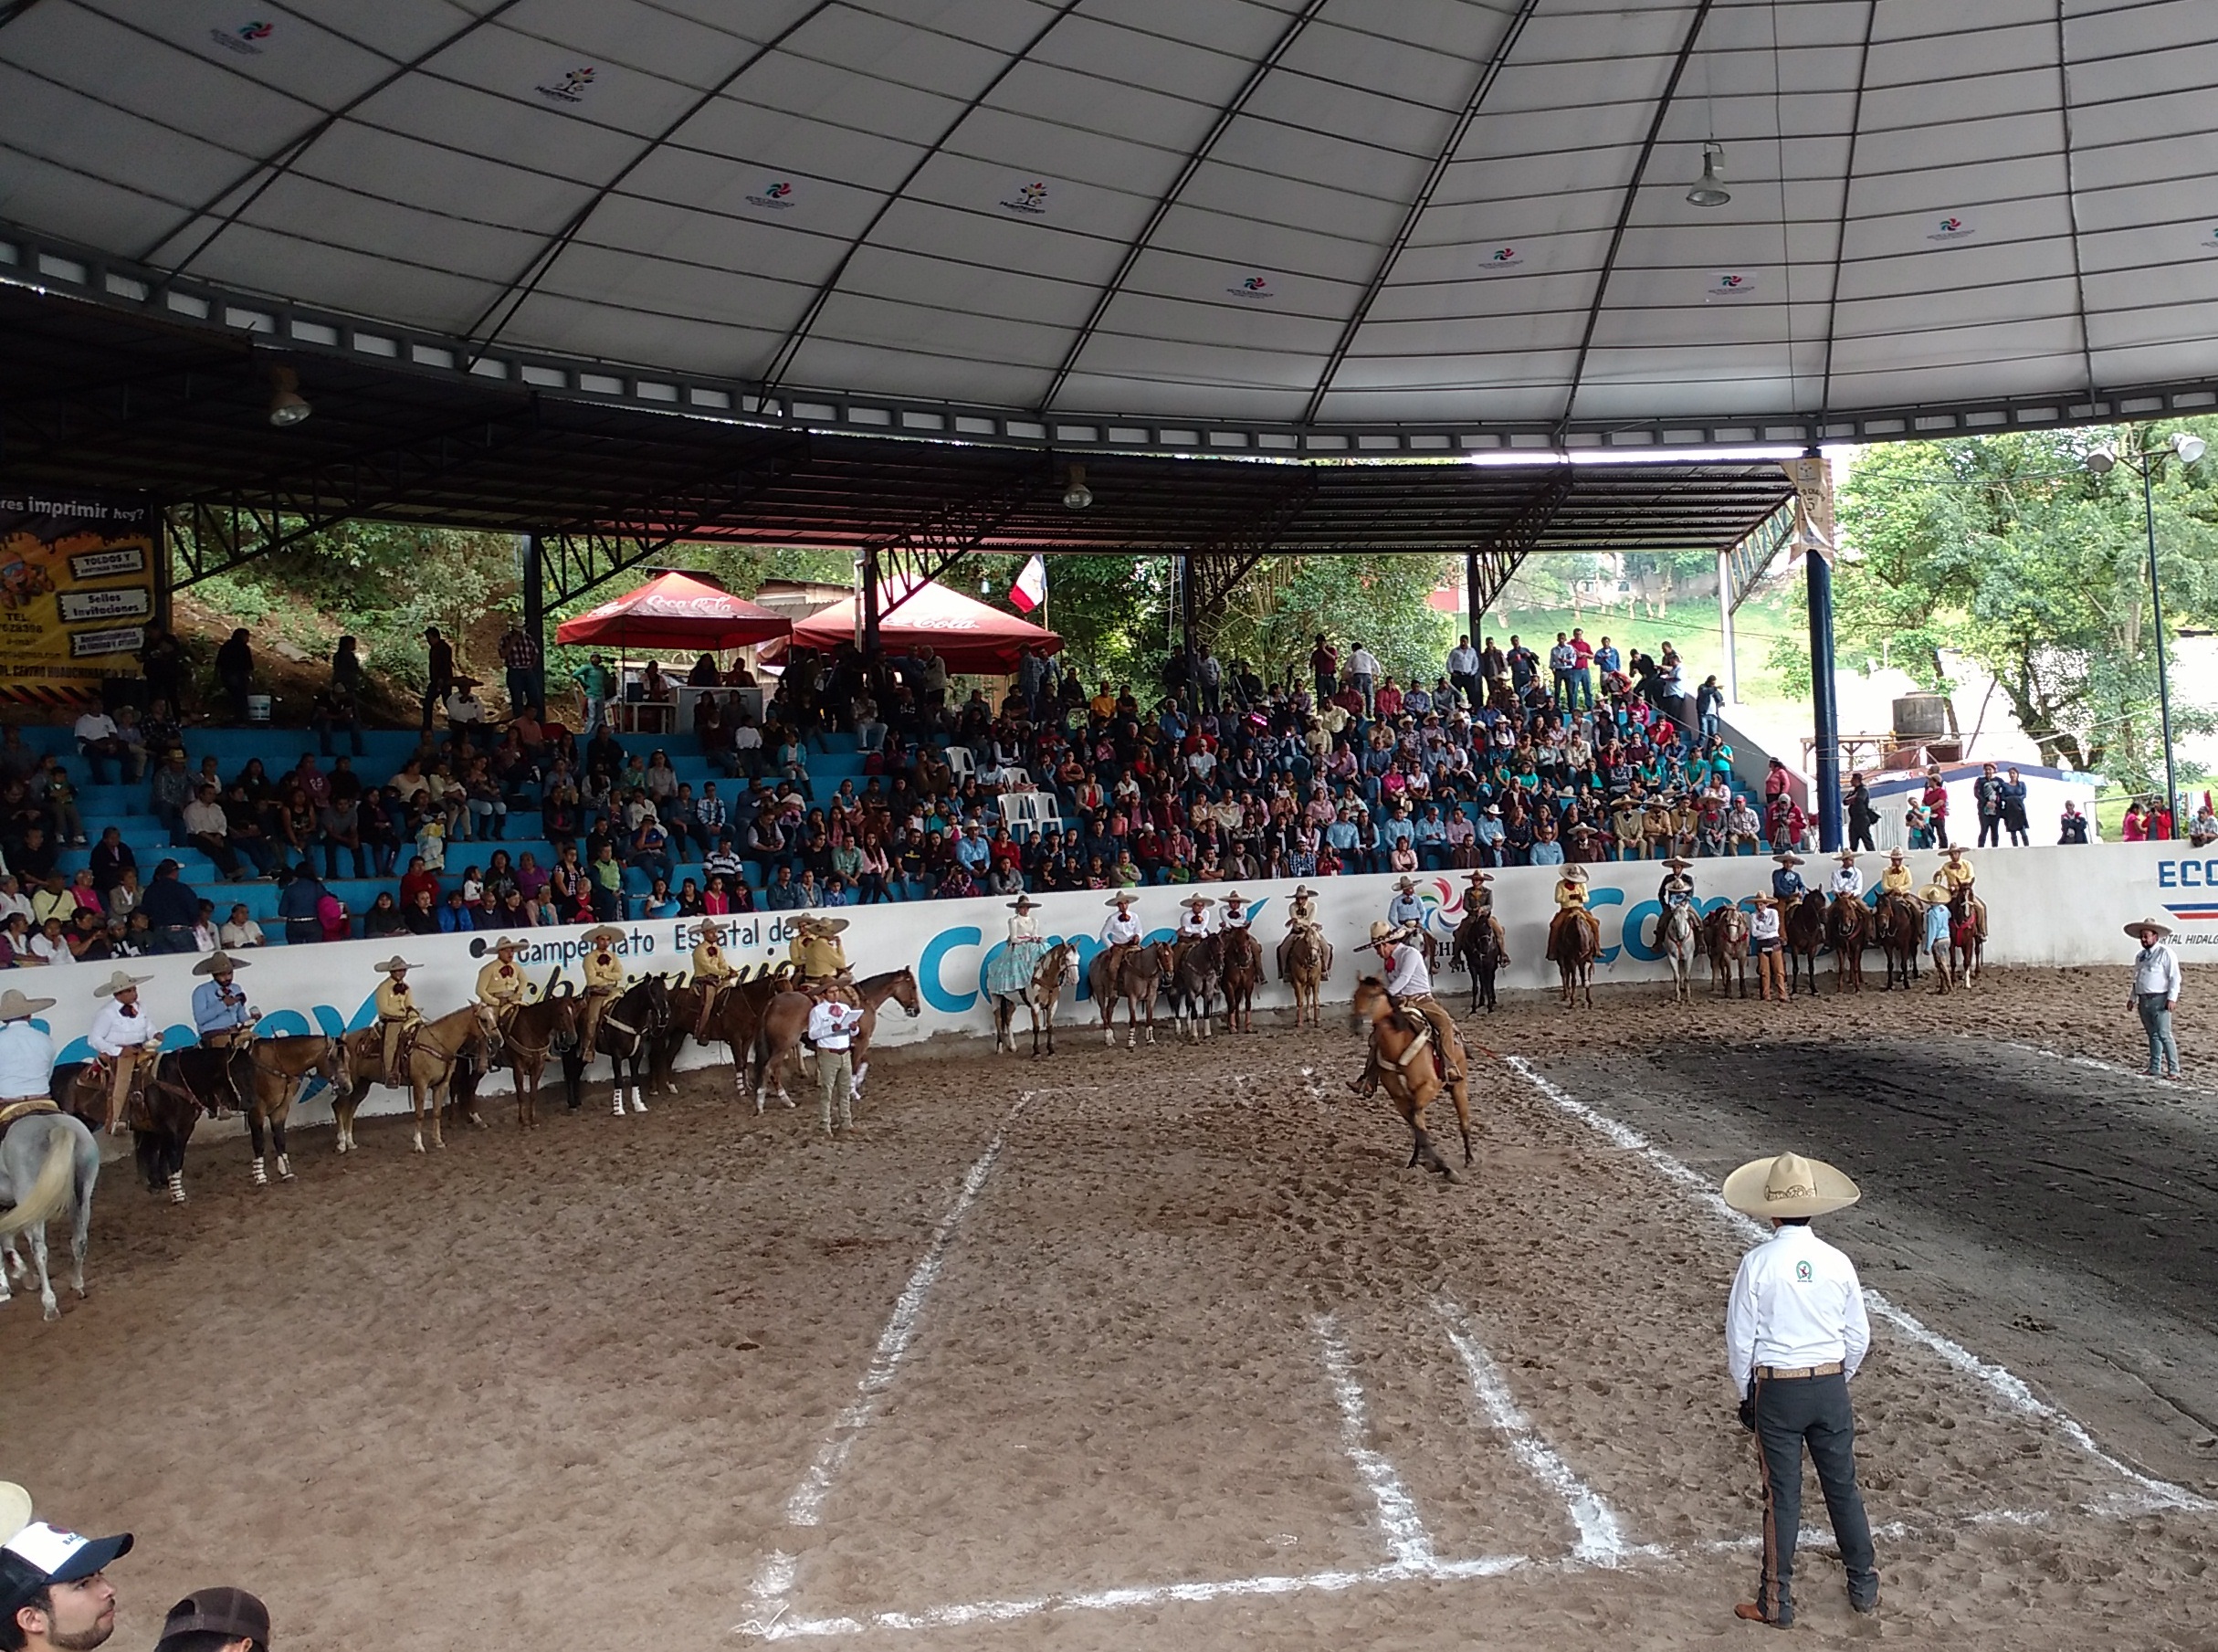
[16,721,890,942]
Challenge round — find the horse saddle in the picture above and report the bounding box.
[1548,908,1598,960]
[0,1098,58,1131]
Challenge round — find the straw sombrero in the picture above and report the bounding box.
[1722,1152,1861,1220]
[2124,917,2175,939]
[372,956,415,974]
[1105,891,1137,907]
[1291,885,1320,900]
[1887,847,1908,860]
[1183,893,1215,908]
[488,935,524,953]
[1392,876,1420,893]
[583,925,625,946]
[1662,856,1693,870]
[812,917,850,935]
[1773,853,1804,868]
[192,952,249,975]
[1561,863,1590,880]
[694,920,724,941]
[92,969,151,998]
[0,989,56,1023]
[1920,885,1950,906]
[1221,890,1246,904]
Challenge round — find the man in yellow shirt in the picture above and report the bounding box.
[691,919,737,1039]
[1878,847,1916,898]
[578,925,626,1061]
[474,935,528,1056]
[373,956,423,1089]
[789,916,853,998]
[1939,845,1976,894]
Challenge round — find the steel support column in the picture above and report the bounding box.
[862,548,882,662]
[1179,552,1199,713]
[1806,551,1842,852]
[521,531,546,666]
[1466,547,1484,646]
[1716,545,1737,702]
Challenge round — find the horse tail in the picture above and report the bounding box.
[0,1125,75,1238]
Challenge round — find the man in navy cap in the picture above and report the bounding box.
[152,1587,270,1652]
[0,1509,133,1652]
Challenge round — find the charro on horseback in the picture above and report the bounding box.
[474,935,529,1056]
[689,919,738,1041]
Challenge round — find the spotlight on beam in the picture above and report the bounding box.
[268,364,311,427]
[1062,463,1093,510]
[1687,141,1730,208]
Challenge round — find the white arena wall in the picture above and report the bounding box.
[22,844,2201,1122]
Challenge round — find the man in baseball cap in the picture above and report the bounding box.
[152,1587,269,1652]
[0,1515,132,1652]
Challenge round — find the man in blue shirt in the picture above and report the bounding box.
[1386,877,1427,932]
[278,868,326,947]
[140,858,202,954]
[191,951,255,1047]
[1771,853,1808,904]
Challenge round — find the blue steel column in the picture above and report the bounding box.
[1806,550,1842,852]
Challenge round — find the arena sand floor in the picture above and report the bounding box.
[2,965,2213,1650]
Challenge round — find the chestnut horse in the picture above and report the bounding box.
[1351,978,1473,1180]
[661,967,792,1101]
[1950,887,1987,987]
[1874,892,1925,990]
[1783,891,1828,996]
[752,969,921,1111]
[493,995,579,1130]
[1219,929,1264,1033]
[1704,903,1751,999]
[1088,942,1170,1049]
[1450,910,1505,1014]
[1283,926,1328,1029]
[1547,908,1600,1009]
[1825,895,1870,993]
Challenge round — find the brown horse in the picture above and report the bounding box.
[1950,887,1987,986]
[142,1036,349,1197]
[1351,978,1473,1180]
[1164,933,1223,1042]
[1704,903,1751,998]
[336,1005,498,1153]
[661,966,792,1101]
[752,969,921,1111]
[1784,890,1827,996]
[1873,892,1924,990]
[1283,925,1328,1029]
[1824,895,1870,993]
[1219,929,1263,1033]
[237,1035,352,1184]
[993,942,1079,1056]
[493,995,579,1130]
[1088,941,1170,1049]
[1547,908,1599,1009]
[1450,910,1505,1014]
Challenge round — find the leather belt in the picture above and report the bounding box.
[1757,1362,1843,1380]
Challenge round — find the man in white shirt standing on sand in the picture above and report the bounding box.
[1723,1152,1878,1629]
[2125,917,2183,1079]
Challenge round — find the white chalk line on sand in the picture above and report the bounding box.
[1313,1312,1437,1565]
[739,1092,1035,1634]
[1434,1298,1635,1564]
[1501,1056,2213,1515]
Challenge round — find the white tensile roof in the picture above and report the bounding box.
[2,0,2212,443]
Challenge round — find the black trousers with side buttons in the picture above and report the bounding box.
[1751,1370,1876,1622]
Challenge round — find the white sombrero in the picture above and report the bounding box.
[92,969,152,998]
[1722,1152,1862,1220]
[2123,917,2175,939]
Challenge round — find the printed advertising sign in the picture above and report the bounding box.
[0,489,157,703]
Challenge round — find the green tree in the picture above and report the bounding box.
[1824,424,2218,787]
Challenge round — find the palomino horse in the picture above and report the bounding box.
[1449,910,1505,1014]
[1825,895,1870,993]
[0,1107,101,1321]
[1783,891,1828,996]
[1547,908,1600,1009]
[336,1004,499,1153]
[1219,929,1264,1033]
[1283,926,1328,1029]
[1950,887,1987,987]
[1350,979,1473,1180]
[1088,942,1170,1049]
[752,969,921,1112]
[993,942,1079,1057]
[1874,893,1925,991]
[241,1036,351,1184]
[492,995,579,1129]
[1704,902,1751,999]
[1164,933,1223,1042]
[1657,901,1699,1003]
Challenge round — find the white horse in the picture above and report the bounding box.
[0,1110,103,1321]
[1660,901,1699,1004]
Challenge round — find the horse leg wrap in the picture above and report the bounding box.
[630,1087,647,1114]
[612,1088,626,1117]
[277,1153,293,1182]
[167,1171,185,1205]
[250,1157,268,1187]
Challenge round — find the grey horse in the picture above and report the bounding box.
[0,1110,103,1321]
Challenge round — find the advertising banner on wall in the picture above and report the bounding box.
[0,489,158,705]
[16,845,2185,1128]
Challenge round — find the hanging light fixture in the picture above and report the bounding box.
[1687,141,1730,207]
[267,364,311,426]
[1062,463,1092,510]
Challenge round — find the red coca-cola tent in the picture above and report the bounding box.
[555,571,790,650]
[780,577,1061,675]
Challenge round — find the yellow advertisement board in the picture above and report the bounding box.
[0,490,157,705]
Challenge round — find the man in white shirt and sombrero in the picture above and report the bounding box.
[1723,1151,1878,1627]
[85,970,156,1135]
[1100,890,1143,965]
[2126,917,2183,1079]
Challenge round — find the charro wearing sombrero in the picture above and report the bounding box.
[689,919,738,1040]
[1351,920,1464,1096]
[1101,889,1143,970]
[1876,847,1915,900]
[1386,875,1426,937]
[1463,869,1508,964]
[189,952,253,1051]
[1544,861,1595,967]
[1655,855,1697,933]
[474,936,529,1055]
[576,926,626,1062]
[86,969,156,1135]
[372,956,424,1089]
[1770,852,1808,905]
[1277,884,1330,980]
[1722,1152,1877,1627]
[1174,892,1215,942]
[789,915,855,1002]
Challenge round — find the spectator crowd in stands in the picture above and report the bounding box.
[0,613,1796,959]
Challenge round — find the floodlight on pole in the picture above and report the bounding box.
[267,364,311,427]
[2083,447,2116,476]
[2172,431,2207,465]
[1687,142,1730,207]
